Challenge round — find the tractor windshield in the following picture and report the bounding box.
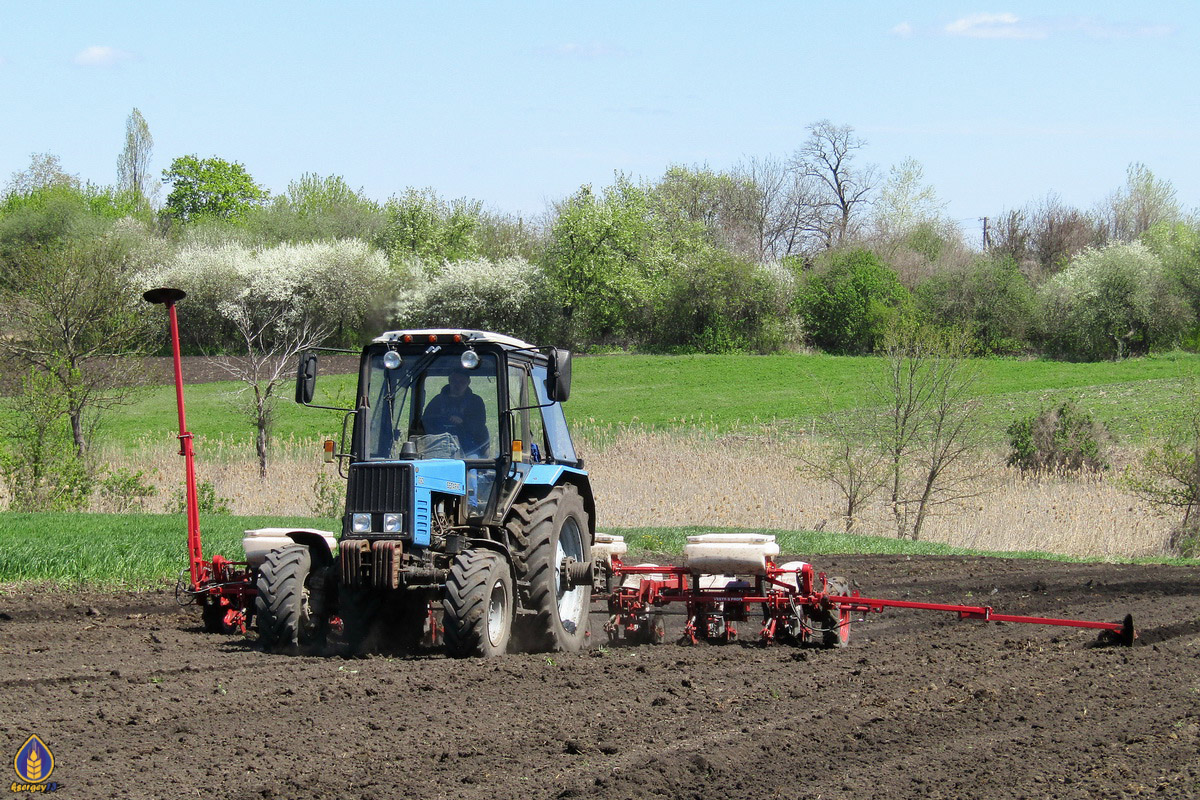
[361,350,500,461]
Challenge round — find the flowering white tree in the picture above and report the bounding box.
[393,256,554,342]
[1039,242,1190,360]
[156,239,390,476]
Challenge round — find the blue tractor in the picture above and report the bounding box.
[254,329,595,657]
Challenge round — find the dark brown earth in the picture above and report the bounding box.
[2,555,1199,800]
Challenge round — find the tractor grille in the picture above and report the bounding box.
[346,463,412,513]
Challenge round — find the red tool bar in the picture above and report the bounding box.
[829,595,1128,635]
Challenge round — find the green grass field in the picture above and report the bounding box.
[0,512,338,587]
[4,514,1193,589]
[60,349,1200,450]
[3,351,1200,587]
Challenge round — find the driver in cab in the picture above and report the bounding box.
[423,369,489,457]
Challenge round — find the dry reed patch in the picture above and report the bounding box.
[89,436,334,517]
[80,428,1175,559]
[579,427,1173,558]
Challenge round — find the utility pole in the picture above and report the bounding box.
[980,217,991,250]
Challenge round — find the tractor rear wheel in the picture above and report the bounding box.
[255,545,327,654]
[509,485,592,652]
[443,549,513,658]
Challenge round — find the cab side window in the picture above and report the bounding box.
[526,373,547,462]
[532,364,577,463]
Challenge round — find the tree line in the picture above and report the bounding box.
[1,109,1198,507]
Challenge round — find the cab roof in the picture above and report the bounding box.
[372,329,536,350]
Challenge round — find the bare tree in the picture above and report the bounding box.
[1124,405,1200,556]
[798,405,886,532]
[1030,193,1098,277]
[1097,162,1180,242]
[799,327,985,539]
[5,152,79,196]
[987,209,1031,266]
[116,108,157,208]
[874,326,985,540]
[736,155,803,261]
[790,120,878,251]
[217,302,328,479]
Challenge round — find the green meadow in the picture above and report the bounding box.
[3,351,1200,587]
[76,349,1200,449]
[4,515,1194,589]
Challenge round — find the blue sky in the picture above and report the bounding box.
[1,1,1196,240]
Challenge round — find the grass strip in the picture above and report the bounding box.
[0,512,337,588]
[2,513,1193,590]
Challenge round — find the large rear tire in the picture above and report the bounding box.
[509,485,592,653]
[443,549,513,658]
[255,545,327,654]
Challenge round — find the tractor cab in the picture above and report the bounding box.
[305,329,584,538]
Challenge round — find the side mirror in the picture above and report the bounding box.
[547,348,572,402]
[295,352,318,405]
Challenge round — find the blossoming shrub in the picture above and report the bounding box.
[393,256,559,343]
[150,239,392,349]
[1038,242,1191,360]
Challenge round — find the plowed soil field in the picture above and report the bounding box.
[2,554,1199,799]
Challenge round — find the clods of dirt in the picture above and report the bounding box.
[1,555,1198,799]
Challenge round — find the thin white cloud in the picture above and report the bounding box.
[890,22,914,38]
[73,46,131,67]
[944,13,1174,40]
[538,42,632,59]
[945,12,1044,39]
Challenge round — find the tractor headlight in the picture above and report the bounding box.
[383,513,402,533]
[351,513,372,533]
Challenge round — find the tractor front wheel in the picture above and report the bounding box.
[509,485,592,652]
[443,549,513,658]
[255,545,327,654]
